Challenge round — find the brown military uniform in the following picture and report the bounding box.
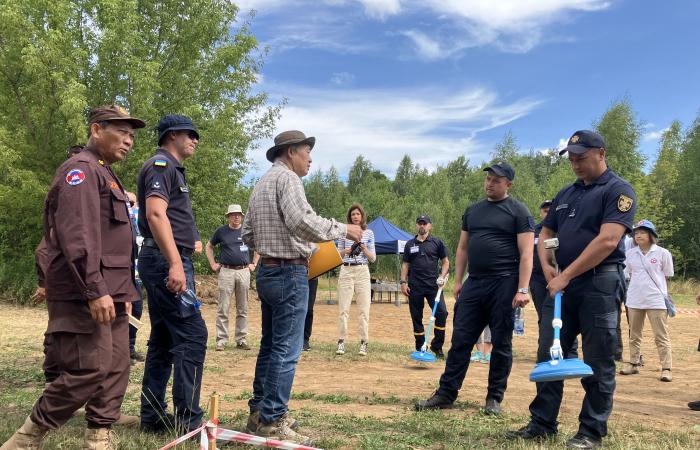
[31,146,137,429]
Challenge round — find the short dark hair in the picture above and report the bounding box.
[347,203,367,230]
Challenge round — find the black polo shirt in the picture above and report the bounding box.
[210,225,250,266]
[532,223,545,282]
[542,168,636,271]
[462,196,534,277]
[402,235,447,291]
[137,148,198,249]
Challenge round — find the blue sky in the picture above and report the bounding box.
[237,0,700,176]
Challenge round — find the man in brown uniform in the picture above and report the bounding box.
[2,105,145,450]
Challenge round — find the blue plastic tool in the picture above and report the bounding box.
[410,286,444,363]
[529,291,593,382]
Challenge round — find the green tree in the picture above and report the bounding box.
[0,0,279,301]
[594,98,646,184]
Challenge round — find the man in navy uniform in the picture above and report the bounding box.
[400,215,450,358]
[137,115,207,434]
[416,162,534,416]
[507,130,637,449]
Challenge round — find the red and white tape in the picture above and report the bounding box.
[199,424,322,450]
[158,423,206,450]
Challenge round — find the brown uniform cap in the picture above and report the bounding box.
[88,105,146,129]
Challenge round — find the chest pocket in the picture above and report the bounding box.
[110,189,130,223]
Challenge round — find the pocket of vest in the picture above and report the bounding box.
[110,190,129,223]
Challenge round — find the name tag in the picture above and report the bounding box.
[240,244,249,252]
[534,237,539,244]
[410,245,419,254]
[556,203,568,211]
[179,185,189,193]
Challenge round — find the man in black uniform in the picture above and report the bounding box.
[507,130,636,449]
[416,162,534,415]
[400,215,450,358]
[137,115,208,433]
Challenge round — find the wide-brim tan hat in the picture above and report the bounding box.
[225,204,243,216]
[266,130,315,162]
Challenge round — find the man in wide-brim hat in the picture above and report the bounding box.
[265,130,316,162]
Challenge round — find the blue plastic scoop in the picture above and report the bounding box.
[410,286,444,364]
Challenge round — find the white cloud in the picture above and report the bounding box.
[357,0,402,19]
[250,84,543,176]
[330,72,356,85]
[643,127,670,142]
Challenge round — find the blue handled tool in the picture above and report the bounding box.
[410,280,446,363]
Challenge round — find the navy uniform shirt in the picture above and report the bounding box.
[542,168,636,272]
[531,223,545,283]
[137,148,198,249]
[403,235,448,291]
[210,225,250,266]
[462,197,534,277]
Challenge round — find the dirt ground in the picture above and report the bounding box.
[2,287,700,434]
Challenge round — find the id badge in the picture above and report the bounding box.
[410,245,419,254]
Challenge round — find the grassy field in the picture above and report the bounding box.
[1,339,699,449]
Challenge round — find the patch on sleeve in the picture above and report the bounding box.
[65,169,86,186]
[617,194,633,212]
[152,181,162,189]
[154,159,168,167]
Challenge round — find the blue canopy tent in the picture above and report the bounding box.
[367,216,413,255]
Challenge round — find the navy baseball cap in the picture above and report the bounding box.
[157,115,199,145]
[559,130,606,155]
[483,161,515,181]
[539,199,552,209]
[416,215,431,224]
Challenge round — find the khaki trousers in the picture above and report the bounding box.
[337,264,371,341]
[627,307,672,369]
[216,267,250,345]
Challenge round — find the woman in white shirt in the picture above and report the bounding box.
[335,204,376,356]
[620,220,674,382]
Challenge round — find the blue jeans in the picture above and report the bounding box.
[248,263,309,424]
[138,246,208,430]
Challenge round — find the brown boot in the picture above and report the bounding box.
[82,428,118,450]
[256,417,312,446]
[113,414,139,427]
[0,416,49,450]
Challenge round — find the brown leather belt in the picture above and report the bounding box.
[221,264,248,270]
[261,257,308,267]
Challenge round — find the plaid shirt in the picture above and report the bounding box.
[242,161,347,259]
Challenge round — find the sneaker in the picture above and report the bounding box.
[245,410,259,434]
[430,347,445,359]
[483,397,501,415]
[256,418,312,446]
[336,340,345,355]
[505,424,556,440]
[359,341,368,356]
[236,342,251,350]
[480,353,491,364]
[114,413,140,427]
[688,400,700,411]
[470,351,483,362]
[140,413,175,434]
[303,340,311,351]
[660,369,672,382]
[566,433,601,449]
[83,427,119,450]
[1,416,49,449]
[619,363,639,375]
[415,391,454,411]
[215,343,225,352]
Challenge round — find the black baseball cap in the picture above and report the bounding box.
[157,115,199,145]
[539,199,552,209]
[416,215,431,224]
[559,130,606,155]
[483,161,515,181]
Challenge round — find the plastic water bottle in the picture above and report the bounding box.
[514,307,525,336]
[178,288,201,311]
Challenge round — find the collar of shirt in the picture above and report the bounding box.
[573,168,614,189]
[156,148,184,169]
[631,244,659,256]
[414,234,434,244]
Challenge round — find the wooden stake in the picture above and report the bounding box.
[208,392,220,449]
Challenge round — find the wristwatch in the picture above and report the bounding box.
[517,287,529,294]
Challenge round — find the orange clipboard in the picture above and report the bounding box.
[308,241,342,280]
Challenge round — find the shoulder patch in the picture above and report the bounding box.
[154,159,168,167]
[65,169,86,186]
[617,194,633,212]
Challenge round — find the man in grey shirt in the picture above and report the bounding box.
[242,130,362,445]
